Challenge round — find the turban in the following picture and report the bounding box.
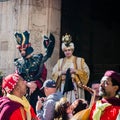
[104,70,120,86]
[2,73,20,93]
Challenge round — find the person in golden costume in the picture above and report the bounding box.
[52,34,90,103]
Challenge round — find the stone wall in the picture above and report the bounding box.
[0,0,61,78]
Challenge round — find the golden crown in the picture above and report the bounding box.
[62,33,72,46]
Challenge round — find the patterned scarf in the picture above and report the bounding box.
[92,100,111,120]
[7,94,31,120]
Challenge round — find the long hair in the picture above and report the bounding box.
[54,97,70,120]
[73,99,88,115]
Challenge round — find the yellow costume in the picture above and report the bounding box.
[52,55,90,103]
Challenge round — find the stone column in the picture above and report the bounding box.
[0,0,61,78]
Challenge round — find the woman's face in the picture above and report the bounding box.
[71,99,79,110]
[66,100,79,114]
[63,48,73,58]
[66,104,73,114]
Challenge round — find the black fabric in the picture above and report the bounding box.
[63,68,74,94]
[43,33,55,61]
[14,54,43,82]
[25,46,34,56]
[29,88,45,112]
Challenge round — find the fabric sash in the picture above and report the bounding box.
[92,100,111,120]
[7,94,31,120]
[0,96,22,120]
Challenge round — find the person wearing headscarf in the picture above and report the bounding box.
[0,73,39,120]
[52,33,90,103]
[89,70,120,120]
[14,31,55,112]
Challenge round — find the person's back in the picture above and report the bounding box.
[36,79,63,120]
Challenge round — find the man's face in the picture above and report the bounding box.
[16,77,27,96]
[19,48,26,57]
[63,48,73,58]
[44,87,56,97]
[92,83,100,96]
[99,76,116,98]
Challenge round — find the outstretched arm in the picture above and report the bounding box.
[42,33,55,63]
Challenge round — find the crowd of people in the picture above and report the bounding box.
[0,31,120,120]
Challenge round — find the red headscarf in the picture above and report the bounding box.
[2,73,20,93]
[104,70,120,86]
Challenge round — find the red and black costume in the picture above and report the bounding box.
[14,31,55,111]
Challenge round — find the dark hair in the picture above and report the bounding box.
[54,97,70,120]
[73,99,88,115]
[111,78,120,94]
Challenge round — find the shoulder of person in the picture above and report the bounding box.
[58,58,64,61]
[33,54,43,58]
[55,58,64,64]
[45,99,56,107]
[0,96,22,114]
[14,57,23,62]
[75,56,85,61]
[14,58,24,65]
[47,93,62,102]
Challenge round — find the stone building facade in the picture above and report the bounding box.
[0,0,61,78]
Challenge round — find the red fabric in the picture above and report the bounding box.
[36,80,42,88]
[2,73,20,93]
[10,106,38,120]
[35,64,47,89]
[41,64,47,81]
[17,43,31,49]
[89,101,120,120]
[0,97,22,120]
[104,70,120,85]
[0,97,39,120]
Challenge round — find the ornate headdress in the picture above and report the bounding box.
[2,73,20,93]
[14,31,34,56]
[61,33,74,51]
[104,70,120,86]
